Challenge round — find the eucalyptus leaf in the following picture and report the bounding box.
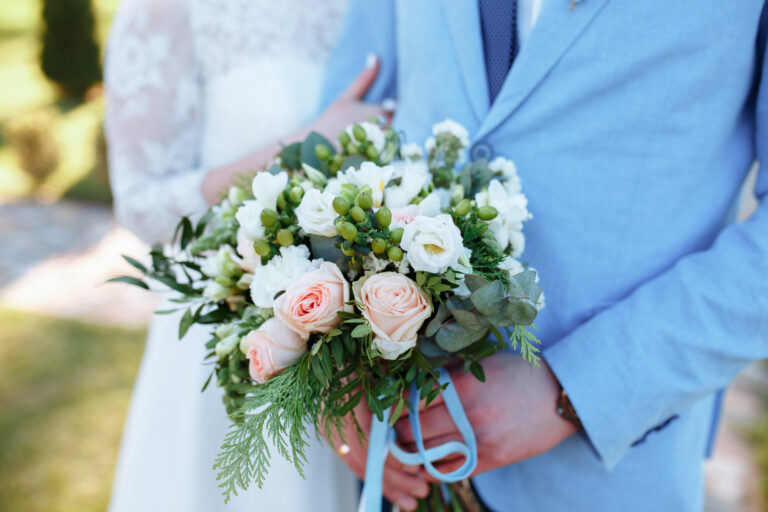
[341,155,366,172]
[436,321,487,352]
[418,336,451,358]
[470,280,506,316]
[279,142,302,170]
[425,303,451,337]
[464,274,490,293]
[301,132,335,174]
[506,299,538,326]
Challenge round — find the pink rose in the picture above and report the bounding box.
[274,262,351,340]
[244,317,306,384]
[390,204,422,226]
[354,272,432,360]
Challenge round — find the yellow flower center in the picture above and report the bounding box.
[424,244,445,255]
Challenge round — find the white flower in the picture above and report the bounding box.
[251,171,288,211]
[295,189,338,237]
[400,214,464,274]
[201,246,242,278]
[346,121,386,153]
[509,230,526,258]
[452,248,474,296]
[425,137,436,153]
[384,161,430,208]
[203,281,231,301]
[337,161,394,208]
[498,256,525,277]
[236,200,266,241]
[401,143,424,160]
[249,246,320,308]
[489,157,521,194]
[475,181,531,252]
[324,177,342,196]
[418,193,442,217]
[215,333,240,358]
[236,229,262,272]
[432,119,470,148]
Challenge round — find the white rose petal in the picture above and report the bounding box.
[400,214,464,274]
[296,189,338,237]
[489,157,521,195]
[475,181,531,253]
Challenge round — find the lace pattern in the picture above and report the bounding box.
[105,0,346,243]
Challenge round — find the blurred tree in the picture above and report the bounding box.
[40,0,102,99]
[4,109,60,193]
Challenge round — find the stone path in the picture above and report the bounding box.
[1,199,766,510]
[0,200,156,326]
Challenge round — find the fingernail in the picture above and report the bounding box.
[365,53,378,68]
[382,98,397,112]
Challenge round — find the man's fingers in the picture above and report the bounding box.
[423,457,473,483]
[394,404,455,445]
[386,453,421,475]
[383,468,430,502]
[342,53,379,100]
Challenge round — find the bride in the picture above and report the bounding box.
[104,0,388,510]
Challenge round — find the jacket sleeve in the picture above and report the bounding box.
[318,0,398,111]
[544,10,768,469]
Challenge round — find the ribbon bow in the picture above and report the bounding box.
[359,371,478,511]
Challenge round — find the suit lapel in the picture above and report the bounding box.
[440,0,490,122]
[475,0,612,141]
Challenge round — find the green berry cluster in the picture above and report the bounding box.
[252,178,306,260]
[330,185,405,269]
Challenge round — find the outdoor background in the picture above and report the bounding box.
[0,1,765,511]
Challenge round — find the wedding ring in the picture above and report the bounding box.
[337,444,351,456]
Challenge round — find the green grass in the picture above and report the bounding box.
[0,0,119,202]
[0,307,146,512]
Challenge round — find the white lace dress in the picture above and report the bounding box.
[105,0,357,510]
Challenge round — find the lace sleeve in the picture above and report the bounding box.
[105,0,208,244]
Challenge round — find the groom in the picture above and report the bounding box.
[321,1,768,510]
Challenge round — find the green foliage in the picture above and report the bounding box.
[40,0,103,99]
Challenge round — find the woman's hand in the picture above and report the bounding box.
[201,54,393,205]
[309,54,393,136]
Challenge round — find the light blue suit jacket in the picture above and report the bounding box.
[320,1,768,510]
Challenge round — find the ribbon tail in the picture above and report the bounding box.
[359,408,392,512]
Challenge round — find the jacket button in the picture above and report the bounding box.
[470,142,493,161]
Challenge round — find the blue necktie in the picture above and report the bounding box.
[479,0,518,104]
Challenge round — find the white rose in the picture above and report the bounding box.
[384,161,430,208]
[400,214,464,273]
[452,247,474,296]
[346,121,386,152]
[337,161,394,208]
[295,189,338,237]
[235,200,266,241]
[418,192,442,217]
[251,171,288,211]
[249,246,320,308]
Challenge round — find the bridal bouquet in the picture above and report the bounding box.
[113,119,543,510]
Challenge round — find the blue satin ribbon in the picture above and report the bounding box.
[359,370,478,512]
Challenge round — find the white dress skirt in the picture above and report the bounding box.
[104,1,358,510]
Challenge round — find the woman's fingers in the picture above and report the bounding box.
[383,467,430,503]
[342,53,380,101]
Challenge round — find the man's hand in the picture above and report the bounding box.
[327,399,430,511]
[394,352,577,480]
